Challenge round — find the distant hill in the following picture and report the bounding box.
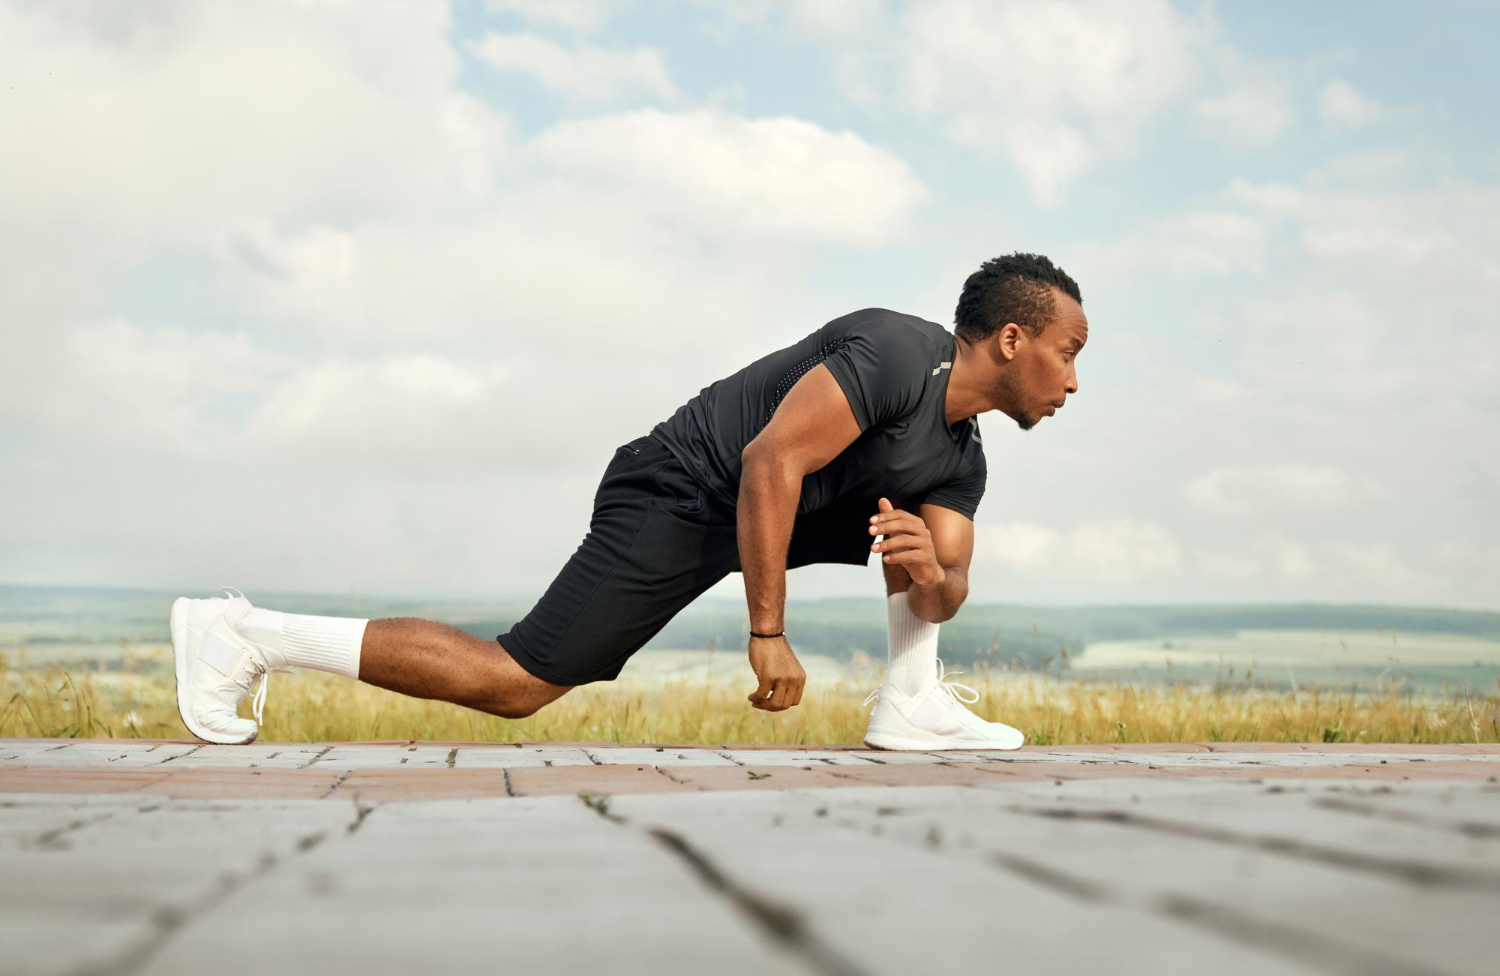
[3,582,1496,671]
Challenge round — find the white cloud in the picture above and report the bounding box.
[0,318,293,450]
[763,0,1291,203]
[1078,209,1269,277]
[1183,464,1382,517]
[1192,71,1295,149]
[241,355,512,464]
[1319,79,1380,130]
[0,0,508,238]
[469,31,677,104]
[483,0,616,33]
[529,109,927,243]
[978,518,1183,583]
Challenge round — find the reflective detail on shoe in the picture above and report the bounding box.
[196,631,242,677]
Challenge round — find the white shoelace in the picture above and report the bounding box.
[864,657,981,709]
[218,585,291,726]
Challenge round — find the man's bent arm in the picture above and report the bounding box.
[906,565,968,623]
[881,501,974,624]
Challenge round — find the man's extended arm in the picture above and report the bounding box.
[737,363,863,712]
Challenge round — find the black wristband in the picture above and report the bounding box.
[749,630,785,640]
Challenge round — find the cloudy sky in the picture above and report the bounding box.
[1,0,1495,609]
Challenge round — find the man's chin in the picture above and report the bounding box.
[1015,413,1036,432]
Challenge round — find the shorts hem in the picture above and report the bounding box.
[496,631,612,688]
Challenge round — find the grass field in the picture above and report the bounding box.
[3,647,1497,746]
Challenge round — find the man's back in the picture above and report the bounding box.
[651,308,988,519]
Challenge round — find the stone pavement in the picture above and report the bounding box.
[3,739,1498,975]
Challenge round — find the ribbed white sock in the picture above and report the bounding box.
[234,608,366,680]
[885,591,938,695]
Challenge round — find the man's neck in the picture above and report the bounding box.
[944,334,996,427]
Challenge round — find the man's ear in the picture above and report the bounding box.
[996,323,1024,362]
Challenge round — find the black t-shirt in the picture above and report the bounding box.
[650,308,987,520]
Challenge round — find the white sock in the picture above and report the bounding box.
[885,591,938,695]
[235,608,366,679]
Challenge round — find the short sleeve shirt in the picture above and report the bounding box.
[651,308,987,519]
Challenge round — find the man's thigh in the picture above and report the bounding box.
[498,436,738,685]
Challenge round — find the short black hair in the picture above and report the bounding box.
[953,252,1082,341]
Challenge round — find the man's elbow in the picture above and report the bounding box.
[741,442,804,488]
[910,573,967,623]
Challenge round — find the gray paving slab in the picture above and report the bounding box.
[145,797,797,976]
[777,784,1500,976]
[610,789,1318,976]
[0,798,354,976]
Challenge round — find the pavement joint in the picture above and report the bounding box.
[577,792,870,976]
[1311,795,1500,839]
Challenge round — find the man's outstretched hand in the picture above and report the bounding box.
[747,635,806,711]
[870,497,946,586]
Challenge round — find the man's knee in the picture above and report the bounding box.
[490,698,543,720]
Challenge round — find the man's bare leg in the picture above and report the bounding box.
[357,619,572,719]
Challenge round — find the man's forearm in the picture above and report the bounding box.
[906,567,968,624]
[737,454,802,632]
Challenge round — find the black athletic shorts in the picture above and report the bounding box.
[497,433,875,686]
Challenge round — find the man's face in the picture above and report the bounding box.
[1001,292,1088,431]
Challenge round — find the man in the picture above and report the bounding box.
[171,252,1086,749]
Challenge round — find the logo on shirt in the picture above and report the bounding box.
[931,361,952,376]
[969,416,982,444]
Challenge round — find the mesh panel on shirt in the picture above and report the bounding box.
[761,337,850,430]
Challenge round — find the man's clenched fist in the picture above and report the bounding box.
[747,634,805,711]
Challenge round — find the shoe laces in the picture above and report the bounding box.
[216,586,291,726]
[863,658,981,709]
[932,658,980,708]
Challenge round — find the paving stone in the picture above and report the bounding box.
[808,784,1500,976]
[153,745,330,769]
[610,790,1316,976]
[6,743,201,767]
[0,742,69,761]
[505,764,690,796]
[332,769,511,801]
[657,764,852,791]
[844,750,947,764]
[452,746,595,768]
[584,747,740,766]
[0,768,168,794]
[303,745,454,769]
[139,769,343,800]
[146,797,793,976]
[717,749,883,766]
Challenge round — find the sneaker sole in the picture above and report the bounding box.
[864,728,1023,752]
[171,597,257,746]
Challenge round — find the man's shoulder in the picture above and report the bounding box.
[821,308,951,348]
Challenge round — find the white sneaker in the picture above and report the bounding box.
[169,587,289,745]
[862,658,1024,751]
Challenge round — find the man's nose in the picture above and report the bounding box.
[1065,367,1078,394]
